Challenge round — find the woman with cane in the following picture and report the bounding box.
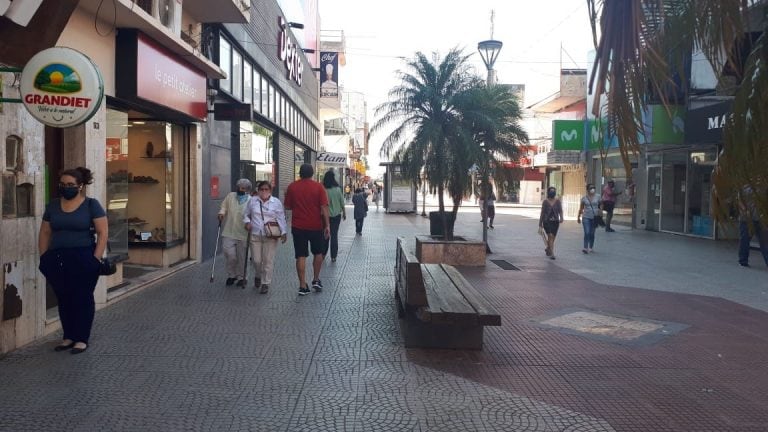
[243,181,287,293]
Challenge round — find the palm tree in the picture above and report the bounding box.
[588,0,767,226]
[371,49,476,239]
[371,49,529,239]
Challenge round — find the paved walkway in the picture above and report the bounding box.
[1,206,767,431]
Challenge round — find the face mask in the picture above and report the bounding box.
[59,186,80,200]
[589,188,596,194]
[237,190,246,196]
[547,191,556,198]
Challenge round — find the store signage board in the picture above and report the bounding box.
[136,33,207,120]
[277,17,303,86]
[684,100,732,144]
[20,47,104,128]
[214,103,253,121]
[316,151,346,165]
[552,120,584,150]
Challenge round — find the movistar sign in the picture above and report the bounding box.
[552,120,584,150]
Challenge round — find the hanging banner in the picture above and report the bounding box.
[20,47,104,128]
[319,51,338,98]
[316,151,346,165]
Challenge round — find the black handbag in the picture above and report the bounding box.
[99,257,117,276]
[588,199,606,227]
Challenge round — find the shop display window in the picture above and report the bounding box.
[105,109,130,258]
[106,113,187,249]
[239,124,274,186]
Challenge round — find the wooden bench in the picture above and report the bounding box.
[395,237,501,350]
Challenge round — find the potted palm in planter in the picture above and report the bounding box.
[371,49,528,265]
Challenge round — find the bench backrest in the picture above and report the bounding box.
[395,237,427,307]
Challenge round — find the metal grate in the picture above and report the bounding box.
[491,260,521,271]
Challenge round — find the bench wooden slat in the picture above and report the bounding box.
[419,264,478,325]
[440,264,501,326]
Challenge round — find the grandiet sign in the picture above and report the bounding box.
[20,47,104,128]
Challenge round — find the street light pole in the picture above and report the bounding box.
[477,33,502,254]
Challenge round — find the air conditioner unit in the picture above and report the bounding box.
[153,0,182,36]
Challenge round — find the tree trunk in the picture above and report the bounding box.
[437,184,449,240]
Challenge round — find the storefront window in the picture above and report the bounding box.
[687,150,716,236]
[105,109,129,259]
[243,62,252,105]
[593,154,637,227]
[253,70,261,112]
[219,36,231,94]
[105,119,187,248]
[232,51,242,101]
[239,123,274,186]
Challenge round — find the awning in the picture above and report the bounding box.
[684,99,733,144]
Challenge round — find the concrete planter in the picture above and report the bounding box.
[415,235,486,266]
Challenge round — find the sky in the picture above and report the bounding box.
[318,0,596,177]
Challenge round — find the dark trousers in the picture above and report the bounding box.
[355,218,364,234]
[739,220,768,266]
[603,201,616,229]
[327,215,342,258]
[40,247,100,344]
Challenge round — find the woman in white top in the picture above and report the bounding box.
[243,181,287,293]
[218,179,252,286]
[577,183,602,254]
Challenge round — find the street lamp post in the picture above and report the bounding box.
[477,38,502,254]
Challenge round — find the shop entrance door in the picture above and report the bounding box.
[660,151,688,233]
[646,165,661,231]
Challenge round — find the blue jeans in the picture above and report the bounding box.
[582,218,596,249]
[739,221,768,266]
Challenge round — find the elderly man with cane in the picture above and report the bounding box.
[217,179,252,286]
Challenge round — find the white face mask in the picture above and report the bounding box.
[589,188,596,194]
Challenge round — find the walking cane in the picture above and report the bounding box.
[242,228,252,289]
[210,221,222,283]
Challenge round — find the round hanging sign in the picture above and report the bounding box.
[20,47,104,128]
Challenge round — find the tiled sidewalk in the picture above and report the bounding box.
[1,208,767,431]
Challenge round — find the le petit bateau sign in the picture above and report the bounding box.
[20,47,104,128]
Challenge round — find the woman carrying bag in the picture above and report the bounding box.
[577,183,603,254]
[243,181,287,293]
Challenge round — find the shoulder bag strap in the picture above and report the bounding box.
[258,200,266,237]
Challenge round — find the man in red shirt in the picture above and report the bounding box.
[284,163,331,295]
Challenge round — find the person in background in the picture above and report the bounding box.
[737,184,768,267]
[601,179,621,232]
[352,188,368,235]
[243,181,287,293]
[284,164,331,296]
[480,186,497,229]
[38,167,107,355]
[323,171,346,263]
[344,183,352,202]
[577,183,602,254]
[372,184,381,211]
[539,186,564,260]
[218,179,252,286]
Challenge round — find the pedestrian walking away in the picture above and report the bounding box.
[539,186,564,260]
[243,181,287,293]
[218,179,252,286]
[601,179,621,232]
[284,164,331,295]
[737,184,768,267]
[322,170,346,263]
[352,187,368,235]
[38,167,107,355]
[372,184,381,211]
[577,183,602,254]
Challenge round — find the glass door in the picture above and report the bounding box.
[646,165,661,231]
[687,150,716,237]
[660,151,688,233]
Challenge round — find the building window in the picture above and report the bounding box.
[232,50,243,100]
[219,36,231,94]
[261,76,268,115]
[5,135,22,172]
[253,70,261,112]
[243,62,252,105]
[269,84,275,122]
